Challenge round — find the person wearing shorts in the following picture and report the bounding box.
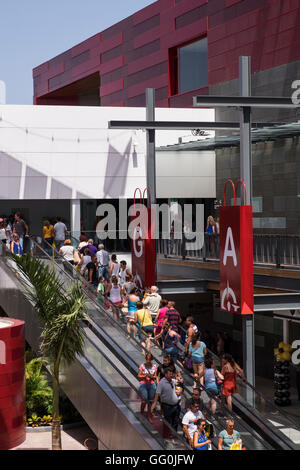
[126,287,139,338]
[138,352,157,423]
[199,357,224,415]
[134,301,154,351]
[188,332,207,387]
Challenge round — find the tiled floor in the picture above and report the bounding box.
[11,425,98,451]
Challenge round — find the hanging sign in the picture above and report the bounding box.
[220,179,253,315]
[130,187,156,290]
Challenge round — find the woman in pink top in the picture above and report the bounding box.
[153,299,169,347]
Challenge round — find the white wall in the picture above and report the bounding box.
[156,150,215,198]
[0,105,215,200]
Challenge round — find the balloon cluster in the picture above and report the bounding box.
[274,342,291,406]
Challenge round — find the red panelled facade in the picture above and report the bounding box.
[0,319,25,450]
[33,0,300,108]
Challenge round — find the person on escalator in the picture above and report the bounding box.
[156,355,176,383]
[53,216,67,252]
[188,332,207,388]
[198,356,224,415]
[184,388,205,417]
[10,233,22,257]
[221,353,245,414]
[83,255,98,288]
[138,352,157,423]
[152,322,181,362]
[134,301,154,352]
[79,247,92,276]
[151,367,181,431]
[218,419,242,450]
[182,402,204,447]
[193,419,211,451]
[42,220,54,256]
[106,275,123,322]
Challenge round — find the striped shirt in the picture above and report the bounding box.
[164,309,181,332]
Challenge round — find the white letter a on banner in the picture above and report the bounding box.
[223,227,237,267]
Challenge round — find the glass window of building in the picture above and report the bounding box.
[178,37,208,94]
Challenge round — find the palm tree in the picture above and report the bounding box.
[10,253,87,450]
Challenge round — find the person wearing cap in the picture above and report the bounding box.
[143,286,161,320]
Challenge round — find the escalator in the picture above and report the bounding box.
[65,235,300,450]
[33,239,286,449]
[0,245,189,450]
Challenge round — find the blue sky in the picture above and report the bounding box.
[0,0,154,104]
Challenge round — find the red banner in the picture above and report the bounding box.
[219,180,253,315]
[131,188,156,290]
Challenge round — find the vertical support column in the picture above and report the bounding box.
[146,88,157,282]
[70,199,81,240]
[283,318,289,344]
[146,88,156,207]
[239,56,255,405]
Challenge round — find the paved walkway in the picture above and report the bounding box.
[12,425,98,450]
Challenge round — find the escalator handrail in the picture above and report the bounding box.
[83,325,192,450]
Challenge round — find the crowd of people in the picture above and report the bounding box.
[1,213,245,450]
[0,213,30,256]
[44,229,246,450]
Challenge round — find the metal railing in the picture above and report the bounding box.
[158,233,300,268]
[29,230,300,269]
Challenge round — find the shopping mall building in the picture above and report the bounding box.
[31,0,300,376]
[2,0,300,391]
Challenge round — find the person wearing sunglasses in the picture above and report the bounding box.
[193,419,211,451]
[181,401,204,447]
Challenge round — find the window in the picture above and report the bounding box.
[170,37,208,96]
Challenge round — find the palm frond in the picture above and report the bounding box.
[9,253,65,323]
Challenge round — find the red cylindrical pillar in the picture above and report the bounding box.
[0,318,26,450]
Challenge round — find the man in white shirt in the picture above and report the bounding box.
[119,260,132,286]
[182,402,204,447]
[143,286,161,319]
[96,244,110,281]
[53,217,67,251]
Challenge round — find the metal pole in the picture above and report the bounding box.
[239,56,255,405]
[146,88,156,207]
[146,88,157,282]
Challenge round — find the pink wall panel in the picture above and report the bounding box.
[33,62,48,78]
[128,49,168,75]
[174,0,207,17]
[100,32,123,53]
[100,78,124,97]
[225,0,241,6]
[71,57,100,79]
[128,73,168,98]
[133,26,161,49]
[161,18,207,49]
[133,0,162,25]
[99,56,124,75]
[46,62,65,79]
[71,33,100,58]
